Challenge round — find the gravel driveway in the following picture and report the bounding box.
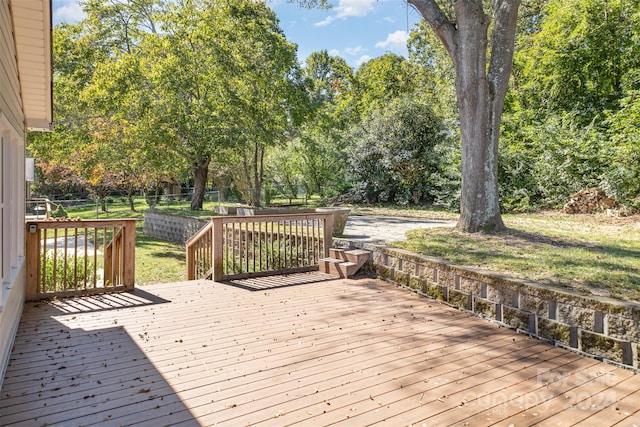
[339,215,456,244]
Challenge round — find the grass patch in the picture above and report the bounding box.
[393,211,640,301]
[350,205,458,221]
[63,202,187,285]
[135,224,186,285]
[62,199,640,300]
[61,196,323,285]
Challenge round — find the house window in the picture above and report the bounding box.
[1,114,25,305]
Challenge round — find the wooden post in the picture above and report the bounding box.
[114,229,122,286]
[186,242,195,280]
[122,220,136,289]
[322,214,333,258]
[25,222,39,301]
[212,218,224,281]
[104,240,113,287]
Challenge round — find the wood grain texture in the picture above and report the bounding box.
[1,273,639,426]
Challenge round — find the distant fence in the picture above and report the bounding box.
[29,185,311,218]
[28,192,217,213]
[25,198,54,219]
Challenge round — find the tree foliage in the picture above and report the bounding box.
[501,0,640,211]
[29,0,640,219]
[31,0,309,210]
[514,0,640,121]
[348,97,446,206]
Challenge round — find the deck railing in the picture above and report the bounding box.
[25,219,136,300]
[26,197,55,219]
[186,213,333,281]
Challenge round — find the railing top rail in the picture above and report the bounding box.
[185,220,213,247]
[213,212,333,225]
[26,219,138,229]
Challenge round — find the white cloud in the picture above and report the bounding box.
[315,0,377,27]
[344,46,366,56]
[356,55,371,67]
[375,30,409,51]
[328,49,342,57]
[53,0,85,24]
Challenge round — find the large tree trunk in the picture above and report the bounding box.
[252,144,265,208]
[190,155,211,210]
[409,0,520,232]
[453,3,504,233]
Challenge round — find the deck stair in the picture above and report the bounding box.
[320,248,371,278]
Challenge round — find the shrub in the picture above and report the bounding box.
[42,250,97,292]
[347,96,446,206]
[49,204,68,219]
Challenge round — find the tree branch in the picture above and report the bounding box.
[408,0,457,55]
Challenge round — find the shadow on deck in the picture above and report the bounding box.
[1,273,639,426]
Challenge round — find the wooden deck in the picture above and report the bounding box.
[1,273,639,426]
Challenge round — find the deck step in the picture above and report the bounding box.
[344,249,370,264]
[329,248,346,259]
[321,248,371,278]
[320,258,357,278]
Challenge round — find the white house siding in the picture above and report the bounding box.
[0,1,25,138]
[0,0,28,391]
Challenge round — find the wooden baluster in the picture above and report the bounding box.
[316,216,321,263]
[104,227,112,288]
[252,221,256,273]
[232,222,236,274]
[289,220,293,268]
[222,224,229,274]
[84,226,88,288]
[73,227,79,289]
[244,221,249,273]
[294,219,298,267]
[258,221,262,271]
[304,216,311,265]
[40,227,46,294]
[63,228,68,290]
[52,228,58,292]
[276,221,280,269]
[111,227,115,287]
[93,228,98,288]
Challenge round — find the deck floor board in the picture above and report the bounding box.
[2,273,639,426]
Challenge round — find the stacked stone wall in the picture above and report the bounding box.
[370,246,639,370]
[143,211,209,245]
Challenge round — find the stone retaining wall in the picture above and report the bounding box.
[143,211,209,245]
[370,246,639,371]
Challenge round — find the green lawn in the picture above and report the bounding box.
[135,223,186,285]
[61,195,323,285]
[392,211,640,301]
[62,200,640,301]
[63,201,185,285]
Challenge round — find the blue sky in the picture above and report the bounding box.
[52,0,423,69]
